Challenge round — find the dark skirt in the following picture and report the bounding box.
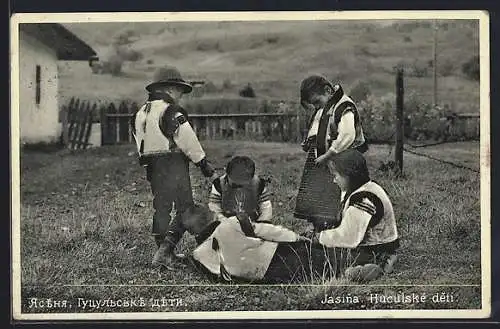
[294,147,341,230]
[264,241,400,284]
[263,242,340,283]
[187,241,399,284]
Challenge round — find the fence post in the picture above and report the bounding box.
[61,105,69,147]
[100,104,107,146]
[395,68,404,175]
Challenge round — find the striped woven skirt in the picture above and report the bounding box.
[293,147,341,230]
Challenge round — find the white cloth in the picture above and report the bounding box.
[192,217,299,280]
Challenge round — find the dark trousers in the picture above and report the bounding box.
[148,153,194,247]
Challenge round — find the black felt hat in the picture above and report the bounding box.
[145,66,193,94]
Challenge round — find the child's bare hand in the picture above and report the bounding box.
[297,235,312,243]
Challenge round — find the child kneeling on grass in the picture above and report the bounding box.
[207,156,273,224]
[311,149,400,283]
[179,204,338,284]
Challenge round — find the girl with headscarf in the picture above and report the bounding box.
[313,149,400,282]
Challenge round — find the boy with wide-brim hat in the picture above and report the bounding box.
[131,65,217,269]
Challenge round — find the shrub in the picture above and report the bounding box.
[239,83,256,98]
[355,92,470,143]
[196,40,220,52]
[111,29,136,47]
[354,45,375,57]
[222,78,233,90]
[203,81,219,94]
[266,36,279,44]
[101,55,123,76]
[462,55,480,81]
[438,60,455,77]
[121,49,143,62]
[410,61,429,78]
[349,81,372,102]
[357,93,397,143]
[181,97,261,114]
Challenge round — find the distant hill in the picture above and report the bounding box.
[59,19,480,112]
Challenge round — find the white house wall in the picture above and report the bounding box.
[19,32,60,144]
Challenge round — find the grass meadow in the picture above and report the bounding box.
[19,140,482,312]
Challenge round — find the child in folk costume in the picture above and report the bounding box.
[312,149,400,282]
[208,156,272,224]
[294,75,368,233]
[184,156,337,283]
[181,204,336,283]
[131,66,217,269]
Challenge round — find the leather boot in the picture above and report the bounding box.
[345,263,384,283]
[152,238,176,269]
[383,254,399,274]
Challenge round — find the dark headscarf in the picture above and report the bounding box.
[329,149,371,198]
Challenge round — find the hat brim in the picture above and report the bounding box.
[145,80,193,94]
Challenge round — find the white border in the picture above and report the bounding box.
[10,10,491,321]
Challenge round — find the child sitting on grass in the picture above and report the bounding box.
[312,149,400,282]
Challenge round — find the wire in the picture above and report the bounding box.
[402,146,480,173]
[405,140,458,148]
[405,140,479,148]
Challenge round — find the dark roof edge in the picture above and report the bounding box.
[20,23,97,61]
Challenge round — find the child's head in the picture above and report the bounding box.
[146,66,193,102]
[226,156,256,187]
[180,204,214,236]
[326,149,370,192]
[154,85,187,102]
[300,75,337,110]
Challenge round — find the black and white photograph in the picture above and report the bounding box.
[10,11,490,320]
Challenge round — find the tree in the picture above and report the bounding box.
[462,55,480,81]
[239,83,256,98]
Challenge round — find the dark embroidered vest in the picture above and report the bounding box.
[214,176,265,221]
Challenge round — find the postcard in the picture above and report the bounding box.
[10,10,491,320]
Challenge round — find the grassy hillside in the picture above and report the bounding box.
[59,20,480,112]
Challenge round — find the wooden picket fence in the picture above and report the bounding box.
[100,102,140,146]
[99,101,301,145]
[60,98,98,150]
[59,97,481,149]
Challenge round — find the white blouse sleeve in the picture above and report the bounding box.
[318,200,374,248]
[329,111,356,153]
